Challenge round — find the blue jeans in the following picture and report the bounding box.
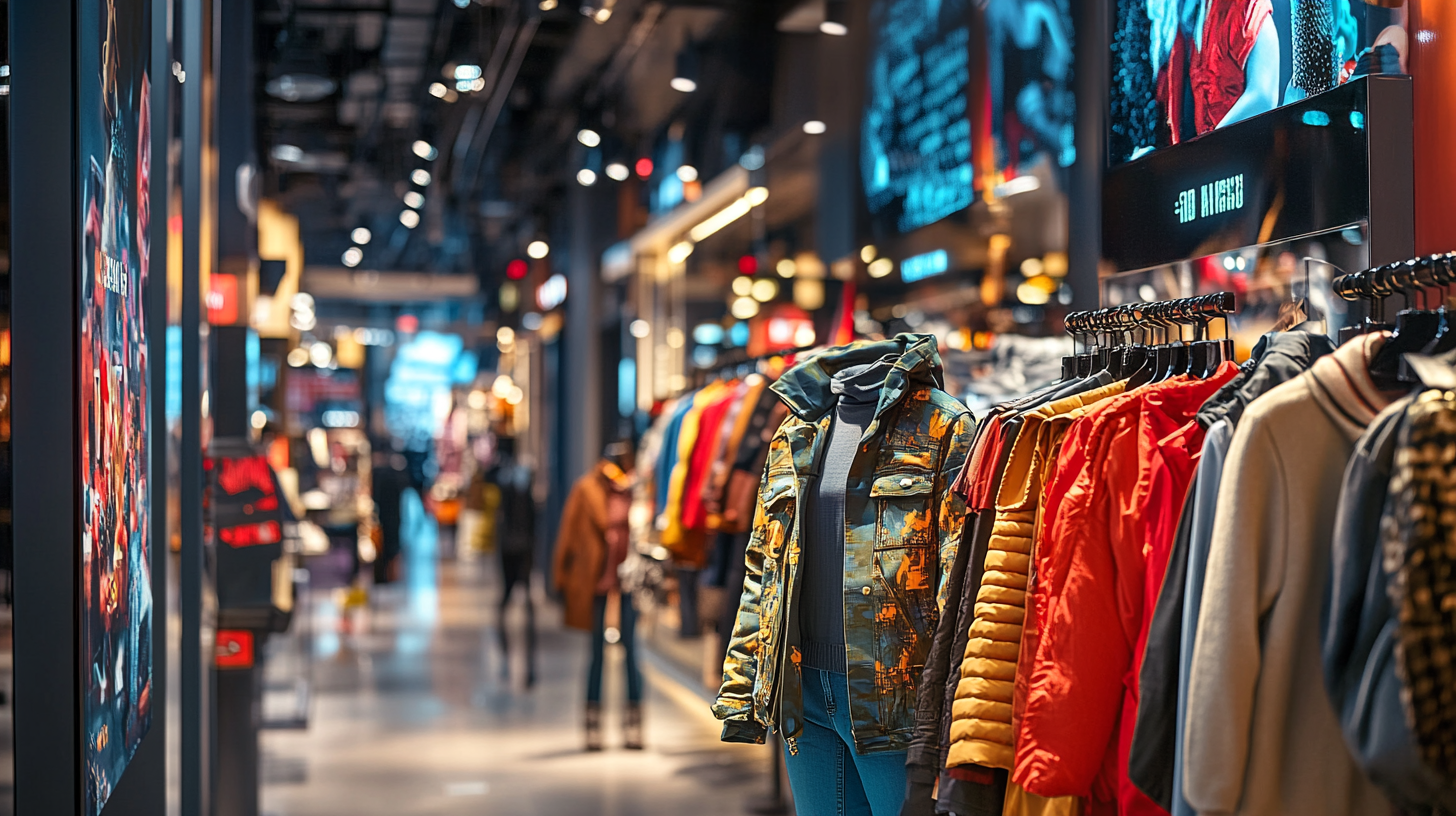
[784,667,907,816]
[586,592,641,703]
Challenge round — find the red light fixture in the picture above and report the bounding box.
[396,313,420,334]
[737,255,757,275]
[506,258,529,280]
[635,157,654,178]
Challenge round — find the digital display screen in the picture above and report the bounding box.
[78,0,153,809]
[1109,0,1407,165]
[862,0,1076,234]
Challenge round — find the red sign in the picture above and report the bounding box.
[215,630,255,669]
[207,272,239,325]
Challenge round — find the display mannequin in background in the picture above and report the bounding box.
[553,442,642,751]
[489,437,537,687]
[715,335,976,816]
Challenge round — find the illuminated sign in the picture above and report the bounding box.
[1174,174,1245,224]
[537,273,568,311]
[901,249,949,283]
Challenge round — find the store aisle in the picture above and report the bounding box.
[260,558,776,816]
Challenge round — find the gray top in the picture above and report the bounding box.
[800,359,893,672]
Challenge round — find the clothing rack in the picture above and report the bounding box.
[1332,251,1456,343]
[694,344,819,387]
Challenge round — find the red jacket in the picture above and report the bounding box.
[1014,365,1237,813]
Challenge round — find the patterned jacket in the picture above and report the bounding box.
[713,334,975,755]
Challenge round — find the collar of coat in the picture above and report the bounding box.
[1306,331,1405,439]
[770,333,944,424]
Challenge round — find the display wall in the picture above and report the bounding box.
[77,0,153,810]
[1110,0,1409,165]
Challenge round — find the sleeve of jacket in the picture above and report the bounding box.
[712,440,779,743]
[903,410,975,786]
[1183,420,1287,816]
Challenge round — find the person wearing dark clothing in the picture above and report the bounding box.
[370,449,410,585]
[489,437,538,687]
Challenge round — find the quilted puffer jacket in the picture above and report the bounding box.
[713,334,975,755]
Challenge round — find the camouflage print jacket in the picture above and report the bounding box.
[713,334,975,755]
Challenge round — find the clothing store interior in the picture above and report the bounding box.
[2,0,1456,815]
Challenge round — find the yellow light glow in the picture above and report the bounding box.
[732,276,753,296]
[860,245,877,263]
[750,278,779,302]
[731,296,760,319]
[689,197,753,242]
[868,258,894,278]
[776,258,797,278]
[667,241,695,264]
[745,186,770,206]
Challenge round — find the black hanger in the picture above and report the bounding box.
[1370,258,1442,386]
[1420,253,1456,355]
[1125,305,1159,388]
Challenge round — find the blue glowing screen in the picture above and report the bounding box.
[1109,0,1407,166]
[861,0,1075,234]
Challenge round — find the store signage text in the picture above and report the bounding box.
[1175,173,1245,224]
[901,249,949,283]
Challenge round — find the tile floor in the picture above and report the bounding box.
[260,554,782,816]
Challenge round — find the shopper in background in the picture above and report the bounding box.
[553,441,642,751]
[489,436,538,687]
[369,442,410,586]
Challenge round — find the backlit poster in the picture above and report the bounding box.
[79,0,153,811]
[861,0,1076,234]
[1109,0,1408,165]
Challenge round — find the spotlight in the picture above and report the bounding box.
[577,168,598,186]
[527,240,550,259]
[412,140,438,160]
[676,165,699,183]
[803,120,827,135]
[577,128,602,147]
[352,227,372,245]
[342,247,364,267]
[271,144,305,163]
[399,210,421,229]
[428,82,449,98]
[411,169,432,186]
[672,44,699,93]
[539,0,557,8]
[820,0,849,35]
[605,162,630,181]
[454,64,482,81]
[404,191,425,209]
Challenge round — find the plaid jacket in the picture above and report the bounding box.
[713,335,975,755]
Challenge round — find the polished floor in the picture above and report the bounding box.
[260,541,779,816]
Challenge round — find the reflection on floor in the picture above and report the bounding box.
[260,554,775,816]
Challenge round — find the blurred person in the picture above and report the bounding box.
[488,437,537,686]
[553,441,640,751]
[370,442,409,585]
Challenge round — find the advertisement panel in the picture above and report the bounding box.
[79,0,153,810]
[861,0,1076,235]
[1110,0,1408,165]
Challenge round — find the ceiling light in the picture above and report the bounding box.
[776,258,797,278]
[690,195,754,242]
[732,276,753,297]
[399,209,421,229]
[352,227,372,245]
[731,296,760,320]
[803,120,827,135]
[287,347,310,367]
[577,168,598,186]
[672,44,699,93]
[992,175,1041,198]
[429,82,448,98]
[271,144,305,163]
[629,319,651,338]
[577,128,602,147]
[868,258,895,278]
[750,278,779,302]
[745,186,769,206]
[411,169,431,186]
[527,240,550,259]
[309,342,333,367]
[860,245,877,263]
[342,247,364,267]
[676,165,699,183]
[497,327,516,347]
[404,191,425,209]
[454,64,482,81]
[667,241,695,264]
[605,162,630,181]
[412,140,438,161]
[820,0,849,35]
[539,0,557,9]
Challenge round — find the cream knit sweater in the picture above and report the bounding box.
[1184,334,1395,816]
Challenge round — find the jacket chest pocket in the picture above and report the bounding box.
[869,472,935,551]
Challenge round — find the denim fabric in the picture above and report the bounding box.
[586,593,641,703]
[785,667,908,816]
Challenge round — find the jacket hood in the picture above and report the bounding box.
[771,333,944,422]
